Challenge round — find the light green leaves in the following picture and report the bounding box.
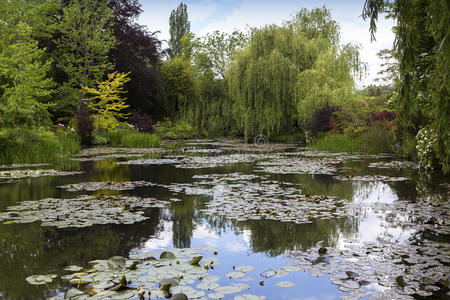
[25,274,57,285]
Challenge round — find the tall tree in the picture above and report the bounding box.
[169,2,190,58]
[57,0,116,89]
[363,0,449,172]
[108,0,164,118]
[0,22,54,127]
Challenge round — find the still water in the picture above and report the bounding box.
[0,140,448,300]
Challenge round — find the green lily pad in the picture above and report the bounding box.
[260,269,276,278]
[275,281,295,288]
[214,285,242,295]
[234,294,261,300]
[196,281,220,290]
[107,256,126,271]
[189,256,203,265]
[170,286,205,298]
[208,292,225,299]
[226,271,246,279]
[25,274,57,285]
[235,265,255,272]
[160,251,176,260]
[64,265,84,272]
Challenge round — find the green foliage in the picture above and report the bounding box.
[310,134,364,153]
[169,2,190,58]
[0,128,79,164]
[160,57,199,117]
[154,119,195,140]
[0,22,55,127]
[57,0,116,89]
[227,8,363,138]
[363,0,449,172]
[120,132,161,148]
[360,124,394,154]
[83,72,131,131]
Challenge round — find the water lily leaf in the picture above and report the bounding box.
[196,281,220,290]
[275,281,295,288]
[170,286,205,299]
[214,285,242,295]
[169,293,188,300]
[282,266,302,272]
[189,256,202,265]
[160,251,176,260]
[260,269,276,278]
[160,278,179,291]
[65,265,84,272]
[26,274,57,285]
[234,294,261,300]
[65,288,85,299]
[208,292,225,299]
[107,256,126,271]
[235,265,254,272]
[226,271,246,279]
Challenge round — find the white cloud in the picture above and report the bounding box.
[189,3,217,23]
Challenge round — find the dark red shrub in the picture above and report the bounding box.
[371,110,395,122]
[76,104,94,145]
[308,103,341,136]
[130,109,153,132]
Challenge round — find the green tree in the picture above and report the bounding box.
[169,2,190,58]
[200,30,248,78]
[57,0,116,90]
[363,0,449,172]
[0,22,55,127]
[82,72,131,131]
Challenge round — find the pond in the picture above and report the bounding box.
[0,140,448,300]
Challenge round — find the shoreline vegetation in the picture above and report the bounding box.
[0,2,447,173]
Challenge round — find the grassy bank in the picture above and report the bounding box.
[0,128,80,164]
[95,129,161,148]
[310,127,394,154]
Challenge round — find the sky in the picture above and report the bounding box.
[138,0,395,87]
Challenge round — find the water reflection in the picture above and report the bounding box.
[0,150,448,299]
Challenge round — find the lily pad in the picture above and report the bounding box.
[234,265,254,272]
[226,271,246,279]
[160,251,176,260]
[107,256,126,271]
[64,265,84,272]
[25,274,57,285]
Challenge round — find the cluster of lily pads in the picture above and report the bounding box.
[255,155,342,175]
[0,169,84,182]
[0,195,173,228]
[71,147,167,162]
[58,181,157,192]
[288,240,449,299]
[41,247,268,299]
[368,161,418,169]
[368,199,450,235]
[161,173,355,223]
[334,175,410,182]
[0,163,50,169]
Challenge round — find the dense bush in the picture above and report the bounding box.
[129,109,153,132]
[76,105,94,146]
[360,124,394,153]
[0,128,80,164]
[308,103,341,136]
[310,134,364,153]
[371,110,395,122]
[154,119,195,139]
[99,129,161,148]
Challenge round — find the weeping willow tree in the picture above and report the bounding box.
[295,44,364,127]
[363,0,449,172]
[227,7,363,138]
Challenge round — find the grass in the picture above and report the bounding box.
[310,126,394,154]
[97,129,161,148]
[0,128,80,164]
[310,134,364,153]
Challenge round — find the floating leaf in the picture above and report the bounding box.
[64,265,84,272]
[160,251,176,260]
[234,294,261,300]
[107,256,126,271]
[226,271,246,279]
[235,266,254,272]
[190,256,203,265]
[25,274,57,285]
[275,281,295,288]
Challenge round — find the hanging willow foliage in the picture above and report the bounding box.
[227,7,363,138]
[363,0,449,172]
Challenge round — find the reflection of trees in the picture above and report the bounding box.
[171,195,197,248]
[239,217,358,257]
[0,208,164,300]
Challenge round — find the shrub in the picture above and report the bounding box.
[130,109,153,133]
[360,125,394,154]
[76,104,94,145]
[154,119,195,139]
[308,103,341,136]
[416,126,437,170]
[370,110,395,122]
